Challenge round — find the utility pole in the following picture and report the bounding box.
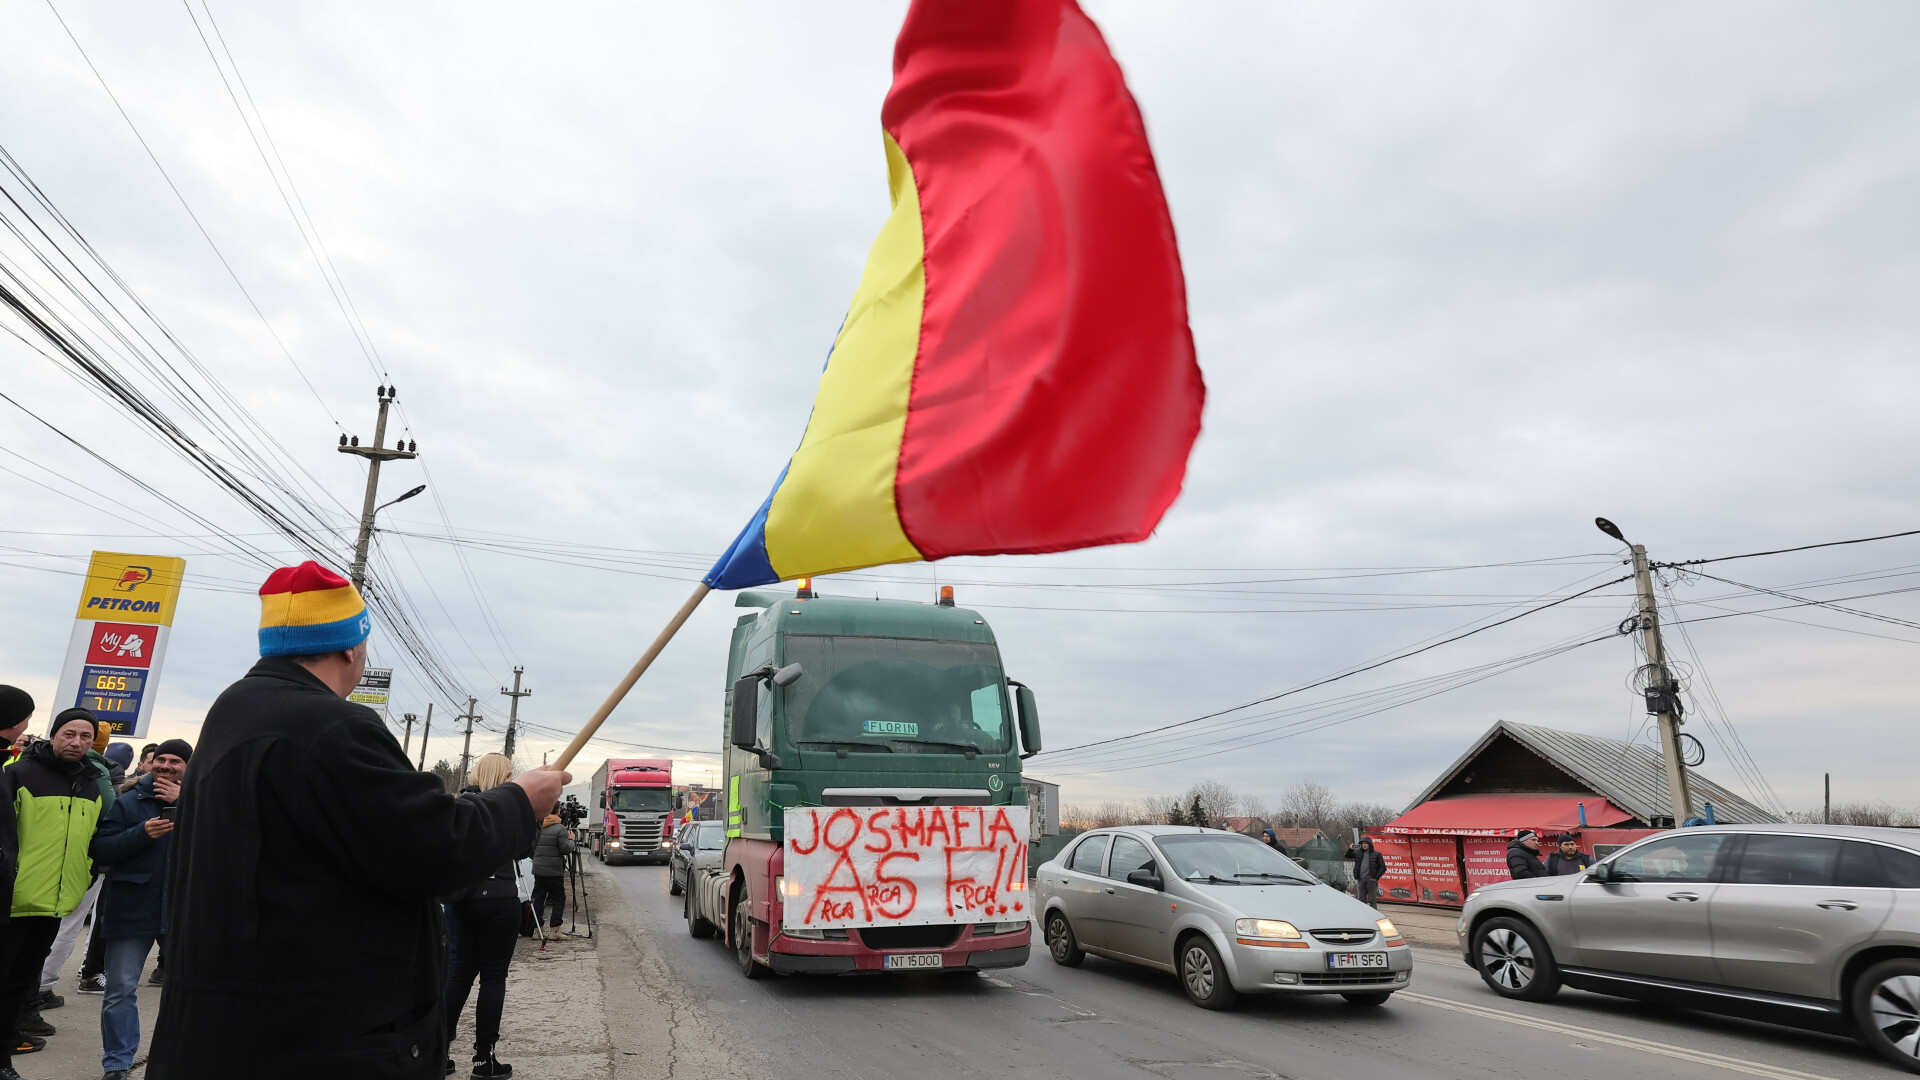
[1825,773,1832,825]
[417,702,433,771]
[1597,518,1694,825]
[457,696,479,789]
[500,666,532,762]
[337,385,421,590]
[402,712,416,758]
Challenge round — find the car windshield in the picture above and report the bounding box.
[695,824,727,851]
[781,634,1011,754]
[1154,834,1316,885]
[610,788,670,812]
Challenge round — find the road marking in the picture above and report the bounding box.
[1400,992,1842,1080]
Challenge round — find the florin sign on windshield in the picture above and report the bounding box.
[782,805,1029,930]
[54,551,187,739]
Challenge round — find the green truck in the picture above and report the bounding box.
[684,581,1042,977]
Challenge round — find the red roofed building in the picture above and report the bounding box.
[1372,721,1777,909]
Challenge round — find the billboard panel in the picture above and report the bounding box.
[54,552,186,739]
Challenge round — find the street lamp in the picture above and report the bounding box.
[375,484,427,516]
[1594,517,1626,543]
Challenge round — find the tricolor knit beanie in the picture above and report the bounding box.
[258,561,371,658]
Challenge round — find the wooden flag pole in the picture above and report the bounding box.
[550,583,711,772]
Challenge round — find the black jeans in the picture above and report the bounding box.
[444,896,519,1055]
[0,916,60,1064]
[531,875,565,927]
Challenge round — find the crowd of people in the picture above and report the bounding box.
[0,560,571,1080]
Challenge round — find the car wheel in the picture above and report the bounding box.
[685,887,713,939]
[1851,958,1920,1073]
[1178,935,1238,1010]
[1044,912,1084,967]
[669,869,683,897]
[733,895,769,979]
[1342,991,1392,1007]
[1471,916,1560,1002]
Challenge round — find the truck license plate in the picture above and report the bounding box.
[884,953,943,970]
[1328,952,1388,970]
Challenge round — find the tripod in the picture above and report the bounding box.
[565,832,595,939]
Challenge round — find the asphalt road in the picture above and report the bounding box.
[606,862,1897,1080]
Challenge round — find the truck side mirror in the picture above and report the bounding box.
[772,662,804,687]
[731,676,759,751]
[1012,682,1041,757]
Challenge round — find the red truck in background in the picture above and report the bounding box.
[589,758,674,865]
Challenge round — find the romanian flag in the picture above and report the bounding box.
[705,0,1203,591]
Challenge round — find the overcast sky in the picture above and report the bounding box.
[3,1,1916,816]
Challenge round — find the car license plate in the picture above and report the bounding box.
[884,953,943,970]
[1327,952,1388,970]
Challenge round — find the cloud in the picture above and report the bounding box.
[2,0,1917,815]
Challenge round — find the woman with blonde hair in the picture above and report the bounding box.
[443,754,524,1078]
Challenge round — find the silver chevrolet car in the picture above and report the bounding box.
[1037,825,1412,1009]
[1458,824,1920,1073]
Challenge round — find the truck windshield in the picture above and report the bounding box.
[781,634,1010,754]
[610,789,671,812]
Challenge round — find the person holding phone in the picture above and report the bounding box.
[87,739,189,1080]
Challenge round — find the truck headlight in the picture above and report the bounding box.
[608,841,622,849]
[980,920,1028,935]
[777,876,802,901]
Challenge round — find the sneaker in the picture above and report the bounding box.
[36,990,63,1010]
[10,1033,45,1054]
[102,1071,130,1080]
[15,1012,53,1037]
[470,1049,513,1078]
[0,1066,25,1080]
[76,973,106,995]
[148,965,164,986]
[445,1058,457,1076]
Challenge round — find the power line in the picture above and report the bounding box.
[1658,527,1920,570]
[1038,573,1632,759]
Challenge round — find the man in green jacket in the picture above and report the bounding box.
[0,708,107,1077]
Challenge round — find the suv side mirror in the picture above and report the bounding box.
[730,676,759,751]
[1586,862,1611,883]
[1011,681,1041,757]
[1126,868,1164,891]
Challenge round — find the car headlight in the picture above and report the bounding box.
[1376,918,1402,941]
[1234,919,1303,940]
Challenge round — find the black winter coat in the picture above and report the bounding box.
[148,657,536,1080]
[1545,850,1592,876]
[1352,847,1386,883]
[1506,838,1549,880]
[90,773,173,938]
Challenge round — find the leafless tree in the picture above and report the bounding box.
[1785,802,1919,828]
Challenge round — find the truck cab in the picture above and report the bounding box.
[688,582,1042,977]
[590,758,674,865]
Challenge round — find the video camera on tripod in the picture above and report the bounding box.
[558,793,586,830]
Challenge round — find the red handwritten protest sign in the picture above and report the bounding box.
[782,806,1029,930]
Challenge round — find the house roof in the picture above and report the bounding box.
[1404,720,1776,825]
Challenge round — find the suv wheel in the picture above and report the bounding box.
[1178,935,1238,1010]
[1852,958,1920,1074]
[1045,912,1084,967]
[1471,916,1560,1001]
[733,895,769,980]
[669,867,683,896]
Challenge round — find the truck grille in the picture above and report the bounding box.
[858,925,961,950]
[617,814,664,844]
[1309,928,1377,946]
